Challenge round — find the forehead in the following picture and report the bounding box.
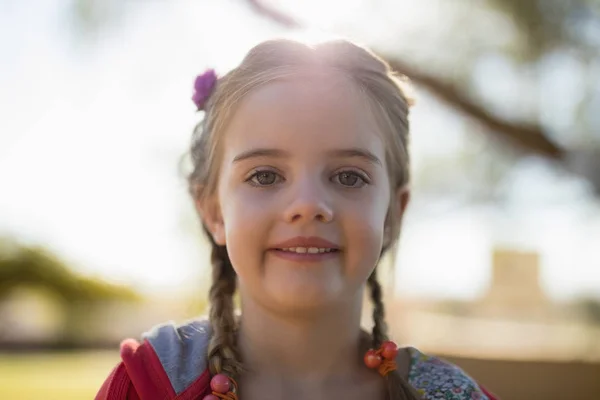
[221,70,386,161]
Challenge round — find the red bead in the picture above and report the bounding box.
[381,341,398,360]
[203,395,219,400]
[364,349,382,369]
[210,374,231,393]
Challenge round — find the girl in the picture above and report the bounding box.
[96,39,498,400]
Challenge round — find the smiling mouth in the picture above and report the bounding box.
[269,247,340,262]
[275,247,339,254]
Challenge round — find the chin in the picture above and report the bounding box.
[265,281,344,313]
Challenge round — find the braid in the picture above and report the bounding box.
[368,267,388,347]
[206,235,243,377]
[368,267,422,400]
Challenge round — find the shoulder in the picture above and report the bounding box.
[95,319,213,400]
[406,347,498,400]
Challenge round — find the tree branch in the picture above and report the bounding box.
[384,58,565,160]
[243,0,567,162]
[245,0,301,28]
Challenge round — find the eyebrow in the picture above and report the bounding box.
[232,148,290,163]
[327,148,382,166]
[232,147,382,166]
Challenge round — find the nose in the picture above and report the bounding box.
[283,178,334,224]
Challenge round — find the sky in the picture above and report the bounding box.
[1,0,599,301]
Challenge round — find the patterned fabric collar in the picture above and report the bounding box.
[407,347,491,399]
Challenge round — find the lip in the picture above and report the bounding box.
[270,236,340,250]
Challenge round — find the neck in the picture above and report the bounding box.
[237,290,366,380]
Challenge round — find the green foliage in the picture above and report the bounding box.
[0,237,139,304]
[573,297,600,325]
[489,0,599,59]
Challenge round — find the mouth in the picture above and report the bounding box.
[269,247,340,262]
[275,247,339,254]
[269,236,341,262]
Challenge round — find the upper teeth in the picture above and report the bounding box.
[280,247,334,254]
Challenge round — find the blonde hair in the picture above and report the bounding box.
[187,39,417,399]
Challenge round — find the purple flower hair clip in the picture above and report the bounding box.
[192,69,217,111]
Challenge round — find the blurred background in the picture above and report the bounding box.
[1,0,600,399]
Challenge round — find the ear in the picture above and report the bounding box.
[394,184,411,218]
[195,194,226,246]
[384,184,411,244]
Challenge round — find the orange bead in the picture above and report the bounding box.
[364,349,382,369]
[381,341,398,360]
[210,374,231,393]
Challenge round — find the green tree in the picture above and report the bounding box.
[0,237,141,344]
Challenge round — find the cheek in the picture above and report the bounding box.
[342,191,389,274]
[352,210,386,255]
[220,188,273,275]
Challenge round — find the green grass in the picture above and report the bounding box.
[0,351,119,400]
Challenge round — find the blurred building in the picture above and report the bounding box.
[390,248,600,362]
[477,249,550,320]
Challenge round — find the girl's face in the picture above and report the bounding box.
[204,71,405,313]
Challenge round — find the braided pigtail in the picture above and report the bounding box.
[205,233,243,378]
[368,267,388,348]
[368,268,422,400]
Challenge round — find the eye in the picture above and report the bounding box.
[247,170,282,186]
[333,170,369,188]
